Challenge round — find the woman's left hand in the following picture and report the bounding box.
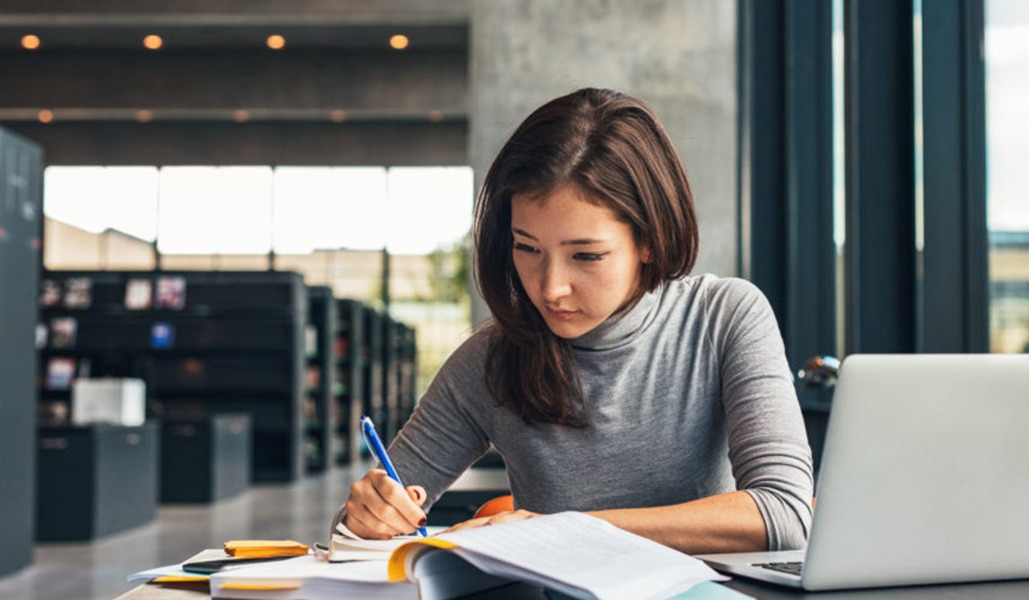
[443,509,539,532]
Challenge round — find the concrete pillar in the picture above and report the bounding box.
[469,0,737,323]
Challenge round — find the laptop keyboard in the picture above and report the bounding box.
[753,561,804,576]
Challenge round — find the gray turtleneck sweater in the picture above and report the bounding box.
[364,274,814,550]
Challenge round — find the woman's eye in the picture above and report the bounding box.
[513,243,539,254]
[574,252,607,262]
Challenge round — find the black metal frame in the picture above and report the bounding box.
[843,0,917,355]
[918,0,989,352]
[738,0,835,379]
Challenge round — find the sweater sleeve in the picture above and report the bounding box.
[332,328,495,532]
[709,279,814,550]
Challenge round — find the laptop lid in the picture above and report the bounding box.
[800,353,1029,590]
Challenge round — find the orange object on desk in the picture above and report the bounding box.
[223,540,309,558]
[473,494,514,518]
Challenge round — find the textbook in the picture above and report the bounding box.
[210,511,728,600]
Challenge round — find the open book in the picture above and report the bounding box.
[210,512,729,600]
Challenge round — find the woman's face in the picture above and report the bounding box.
[511,184,648,339]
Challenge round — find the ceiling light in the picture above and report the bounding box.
[233,110,250,123]
[21,35,40,50]
[37,109,54,124]
[389,34,409,50]
[266,35,286,50]
[136,110,153,123]
[329,110,346,123]
[143,35,163,50]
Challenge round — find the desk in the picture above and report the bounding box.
[118,566,1029,599]
[118,578,1029,600]
[724,578,1029,599]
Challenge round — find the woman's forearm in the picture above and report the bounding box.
[588,490,767,554]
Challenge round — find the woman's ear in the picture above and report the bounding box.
[641,247,653,264]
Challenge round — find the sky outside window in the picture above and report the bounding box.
[43,165,473,256]
[44,166,159,241]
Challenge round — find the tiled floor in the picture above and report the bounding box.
[0,462,369,600]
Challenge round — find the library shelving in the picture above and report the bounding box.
[383,316,418,442]
[333,298,364,465]
[304,286,337,473]
[37,270,308,483]
[362,306,387,445]
[332,300,418,462]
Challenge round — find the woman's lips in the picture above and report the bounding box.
[545,306,578,320]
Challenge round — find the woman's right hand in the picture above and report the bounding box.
[343,468,427,539]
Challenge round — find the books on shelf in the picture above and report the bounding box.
[209,512,729,600]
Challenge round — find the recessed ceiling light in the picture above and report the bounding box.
[267,35,286,50]
[389,34,409,50]
[143,35,163,50]
[37,109,54,124]
[21,35,40,50]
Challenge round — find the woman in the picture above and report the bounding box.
[337,88,813,554]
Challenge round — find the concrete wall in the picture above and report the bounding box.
[469,0,738,322]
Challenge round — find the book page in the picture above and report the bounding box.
[211,555,419,600]
[433,512,726,600]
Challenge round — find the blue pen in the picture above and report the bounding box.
[360,415,427,537]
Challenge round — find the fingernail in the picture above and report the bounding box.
[418,518,428,527]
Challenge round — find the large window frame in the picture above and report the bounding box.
[739,0,989,467]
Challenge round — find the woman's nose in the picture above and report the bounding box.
[540,259,572,302]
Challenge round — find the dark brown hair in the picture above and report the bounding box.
[474,88,698,426]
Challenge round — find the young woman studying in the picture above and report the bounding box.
[334,88,813,554]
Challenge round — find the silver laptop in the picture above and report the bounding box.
[697,353,1029,591]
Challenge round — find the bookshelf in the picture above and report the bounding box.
[37,270,308,482]
[382,316,418,442]
[334,298,364,465]
[304,286,336,473]
[362,306,386,446]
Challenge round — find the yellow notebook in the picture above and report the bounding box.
[224,539,309,558]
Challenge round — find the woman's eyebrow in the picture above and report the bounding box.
[512,228,610,246]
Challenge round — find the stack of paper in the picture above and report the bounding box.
[210,555,416,599]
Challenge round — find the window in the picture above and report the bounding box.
[42,164,476,391]
[986,0,1029,353]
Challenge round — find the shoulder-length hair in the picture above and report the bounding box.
[474,88,698,427]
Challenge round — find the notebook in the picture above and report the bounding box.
[696,353,1029,591]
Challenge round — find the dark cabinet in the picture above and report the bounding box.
[160,414,251,503]
[36,424,159,541]
[0,127,42,575]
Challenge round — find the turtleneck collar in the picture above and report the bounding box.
[570,283,663,351]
